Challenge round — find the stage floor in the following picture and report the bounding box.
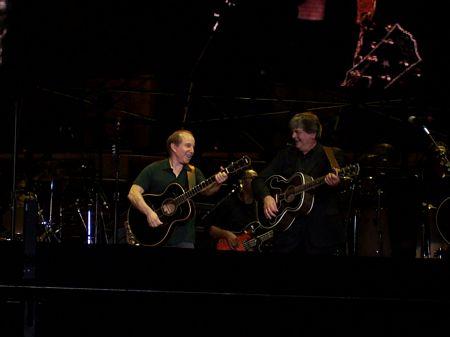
[1,241,450,336]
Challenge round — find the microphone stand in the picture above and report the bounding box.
[10,98,21,240]
[422,125,450,177]
[181,0,236,125]
[112,117,121,244]
[200,183,241,223]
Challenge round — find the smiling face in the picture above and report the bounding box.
[291,128,317,154]
[289,112,321,155]
[170,131,195,165]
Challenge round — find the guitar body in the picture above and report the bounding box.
[257,172,315,231]
[127,183,193,247]
[216,222,274,252]
[127,156,252,247]
[257,164,360,233]
[216,232,253,252]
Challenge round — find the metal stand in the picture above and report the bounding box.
[416,125,449,258]
[344,181,357,256]
[422,125,450,177]
[200,183,241,223]
[181,0,236,125]
[23,194,38,337]
[374,187,384,256]
[351,176,390,257]
[86,199,95,245]
[112,118,120,244]
[10,98,21,240]
[38,178,61,243]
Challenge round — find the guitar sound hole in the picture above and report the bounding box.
[285,186,296,203]
[161,201,176,216]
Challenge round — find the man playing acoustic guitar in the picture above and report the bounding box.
[252,112,347,255]
[127,130,228,248]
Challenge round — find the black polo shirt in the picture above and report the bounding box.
[134,158,206,246]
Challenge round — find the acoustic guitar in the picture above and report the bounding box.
[256,164,360,232]
[127,156,251,247]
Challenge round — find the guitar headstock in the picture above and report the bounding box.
[224,156,252,175]
[337,164,360,179]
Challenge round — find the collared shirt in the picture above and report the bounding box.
[134,158,206,246]
[252,144,346,251]
[252,144,338,198]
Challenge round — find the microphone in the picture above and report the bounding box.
[407,115,434,126]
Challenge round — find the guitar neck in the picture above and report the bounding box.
[172,156,251,207]
[293,168,350,195]
[175,175,216,206]
[294,175,326,195]
[244,230,274,250]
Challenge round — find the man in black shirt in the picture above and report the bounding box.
[252,112,346,255]
[127,129,228,248]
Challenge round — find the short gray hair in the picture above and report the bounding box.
[289,112,322,139]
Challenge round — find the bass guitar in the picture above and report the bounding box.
[216,222,274,252]
[127,156,251,247]
[257,164,360,231]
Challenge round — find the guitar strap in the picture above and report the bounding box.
[323,146,340,170]
[187,164,196,190]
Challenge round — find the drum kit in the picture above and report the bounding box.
[345,143,450,258]
[1,157,120,245]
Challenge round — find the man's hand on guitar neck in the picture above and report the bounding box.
[202,167,229,196]
[263,195,278,219]
[324,172,340,187]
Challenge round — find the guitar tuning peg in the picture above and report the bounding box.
[399,60,410,67]
[367,55,378,62]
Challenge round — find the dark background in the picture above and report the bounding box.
[1,0,449,254]
[1,0,449,155]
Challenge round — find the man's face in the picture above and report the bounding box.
[292,128,317,154]
[242,173,257,193]
[172,132,195,165]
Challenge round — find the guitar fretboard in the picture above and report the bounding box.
[243,230,274,250]
[289,165,357,197]
[172,156,250,207]
[174,176,216,206]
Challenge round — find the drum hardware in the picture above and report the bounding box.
[373,188,385,256]
[420,125,450,178]
[435,143,450,179]
[112,117,121,244]
[87,200,94,245]
[436,197,450,246]
[343,179,358,256]
[415,198,450,259]
[71,183,111,245]
[348,173,391,257]
[37,178,62,243]
[416,202,439,259]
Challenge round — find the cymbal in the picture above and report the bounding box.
[372,143,395,152]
